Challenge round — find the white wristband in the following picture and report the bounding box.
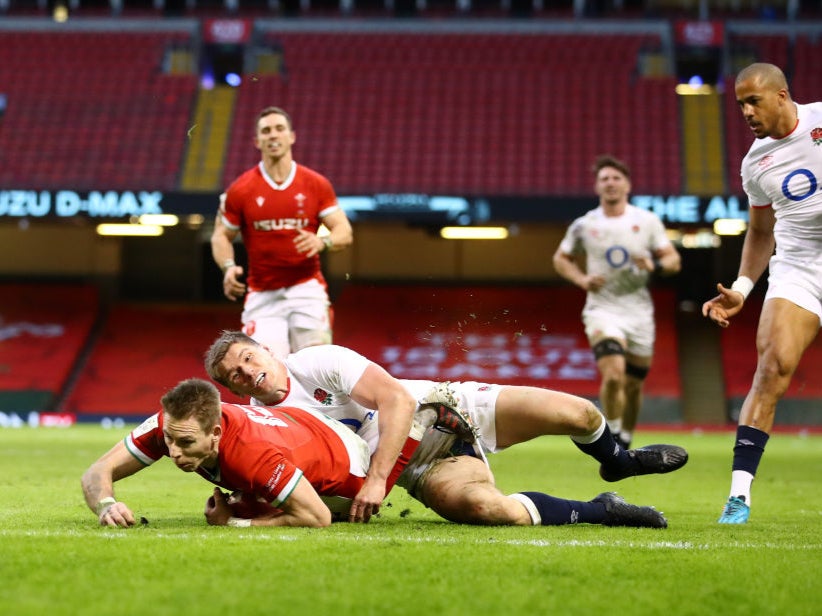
[96,496,117,517]
[221,259,236,273]
[227,517,251,528]
[731,276,754,300]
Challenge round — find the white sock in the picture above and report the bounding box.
[729,470,754,505]
[606,418,622,435]
[570,414,606,445]
[620,430,633,444]
[508,493,541,526]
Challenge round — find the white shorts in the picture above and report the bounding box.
[766,255,822,325]
[242,278,332,358]
[403,380,505,453]
[581,305,655,357]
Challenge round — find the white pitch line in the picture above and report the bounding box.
[2,528,821,551]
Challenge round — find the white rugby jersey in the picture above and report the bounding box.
[558,204,672,313]
[252,344,383,451]
[251,346,449,453]
[740,101,822,264]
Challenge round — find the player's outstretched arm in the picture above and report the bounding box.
[702,206,776,328]
[81,440,145,527]
[205,479,332,528]
[348,363,417,522]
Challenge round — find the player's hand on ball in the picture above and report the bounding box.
[204,487,234,526]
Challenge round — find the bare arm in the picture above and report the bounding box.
[702,206,776,327]
[320,208,353,252]
[652,243,682,275]
[347,363,416,522]
[552,247,605,292]
[737,206,777,283]
[80,440,146,527]
[634,243,682,276]
[210,213,245,301]
[204,480,332,528]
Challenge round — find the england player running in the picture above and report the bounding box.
[211,106,353,359]
[702,63,821,524]
[204,331,688,508]
[553,155,681,449]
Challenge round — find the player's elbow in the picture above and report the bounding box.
[552,252,572,275]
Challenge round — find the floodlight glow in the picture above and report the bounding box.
[439,227,509,240]
[137,214,179,226]
[225,73,242,87]
[713,218,748,236]
[96,224,164,237]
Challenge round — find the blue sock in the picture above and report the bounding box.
[574,426,635,474]
[732,425,770,475]
[517,492,606,526]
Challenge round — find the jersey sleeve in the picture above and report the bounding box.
[124,413,168,466]
[743,182,772,208]
[289,345,371,395]
[220,181,246,231]
[315,174,339,219]
[740,152,772,207]
[242,444,304,507]
[557,217,584,255]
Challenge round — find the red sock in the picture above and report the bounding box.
[385,435,421,493]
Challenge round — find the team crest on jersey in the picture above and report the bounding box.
[314,388,332,405]
[632,225,640,233]
[811,127,822,146]
[256,196,265,207]
[758,155,774,168]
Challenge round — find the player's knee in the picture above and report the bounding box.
[601,370,625,390]
[753,353,797,396]
[580,399,605,432]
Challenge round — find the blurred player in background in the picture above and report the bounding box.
[211,106,353,359]
[204,331,688,497]
[702,63,821,524]
[82,378,668,530]
[553,155,681,449]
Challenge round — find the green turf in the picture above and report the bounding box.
[1,426,820,615]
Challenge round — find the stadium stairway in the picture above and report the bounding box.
[680,92,727,196]
[60,302,247,420]
[180,85,238,192]
[675,309,727,425]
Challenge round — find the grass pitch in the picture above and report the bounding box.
[1,426,821,615]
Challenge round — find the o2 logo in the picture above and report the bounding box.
[605,245,630,268]
[782,169,818,202]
